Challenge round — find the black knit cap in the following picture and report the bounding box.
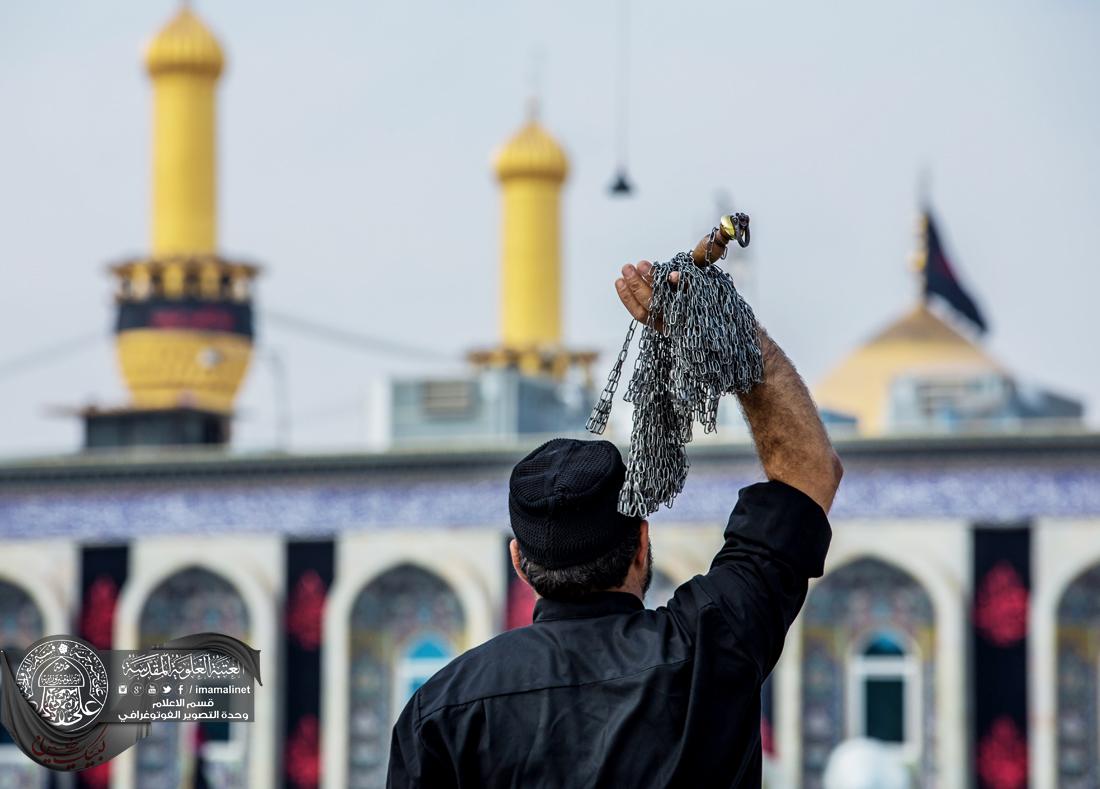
[509,438,642,570]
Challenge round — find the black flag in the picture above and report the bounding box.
[922,212,988,333]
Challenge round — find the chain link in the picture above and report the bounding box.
[587,251,764,518]
[586,320,636,435]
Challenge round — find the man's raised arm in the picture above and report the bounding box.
[736,328,843,513]
[617,262,843,513]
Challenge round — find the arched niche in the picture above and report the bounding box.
[0,579,45,657]
[0,579,48,788]
[346,563,466,789]
[133,567,251,789]
[1055,562,1100,786]
[322,530,501,789]
[800,558,936,788]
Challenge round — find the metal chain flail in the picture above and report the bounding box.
[586,319,637,435]
[587,250,763,518]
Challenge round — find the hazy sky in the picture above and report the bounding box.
[1,0,1098,456]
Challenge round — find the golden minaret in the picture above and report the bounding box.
[470,104,594,379]
[146,5,222,255]
[495,104,568,353]
[110,6,258,414]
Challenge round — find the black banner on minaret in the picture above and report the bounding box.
[972,525,1030,789]
[116,299,253,338]
[284,540,334,789]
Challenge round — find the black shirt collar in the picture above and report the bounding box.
[533,591,644,623]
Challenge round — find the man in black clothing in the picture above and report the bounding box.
[387,261,843,787]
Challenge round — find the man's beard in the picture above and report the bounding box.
[642,542,654,598]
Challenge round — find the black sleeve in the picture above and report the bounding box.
[387,696,422,788]
[386,693,456,789]
[671,480,832,678]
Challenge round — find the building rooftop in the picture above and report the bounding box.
[2,432,1099,540]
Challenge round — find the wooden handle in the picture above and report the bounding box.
[690,213,750,267]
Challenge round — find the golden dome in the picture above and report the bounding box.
[494,118,569,182]
[144,7,225,78]
[813,304,1002,435]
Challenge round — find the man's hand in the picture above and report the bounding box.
[615,262,680,325]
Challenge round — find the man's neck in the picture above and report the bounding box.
[608,584,643,602]
[531,585,643,603]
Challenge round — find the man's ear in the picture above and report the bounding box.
[509,539,531,586]
[635,521,650,569]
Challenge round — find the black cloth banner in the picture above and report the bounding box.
[76,544,128,789]
[116,299,253,338]
[79,545,128,651]
[283,540,334,789]
[0,633,260,772]
[923,212,988,334]
[972,525,1030,789]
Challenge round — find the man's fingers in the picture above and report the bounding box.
[615,277,649,323]
[636,260,678,288]
[622,263,654,313]
[613,261,676,329]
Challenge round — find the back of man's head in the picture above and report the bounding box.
[509,438,645,601]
